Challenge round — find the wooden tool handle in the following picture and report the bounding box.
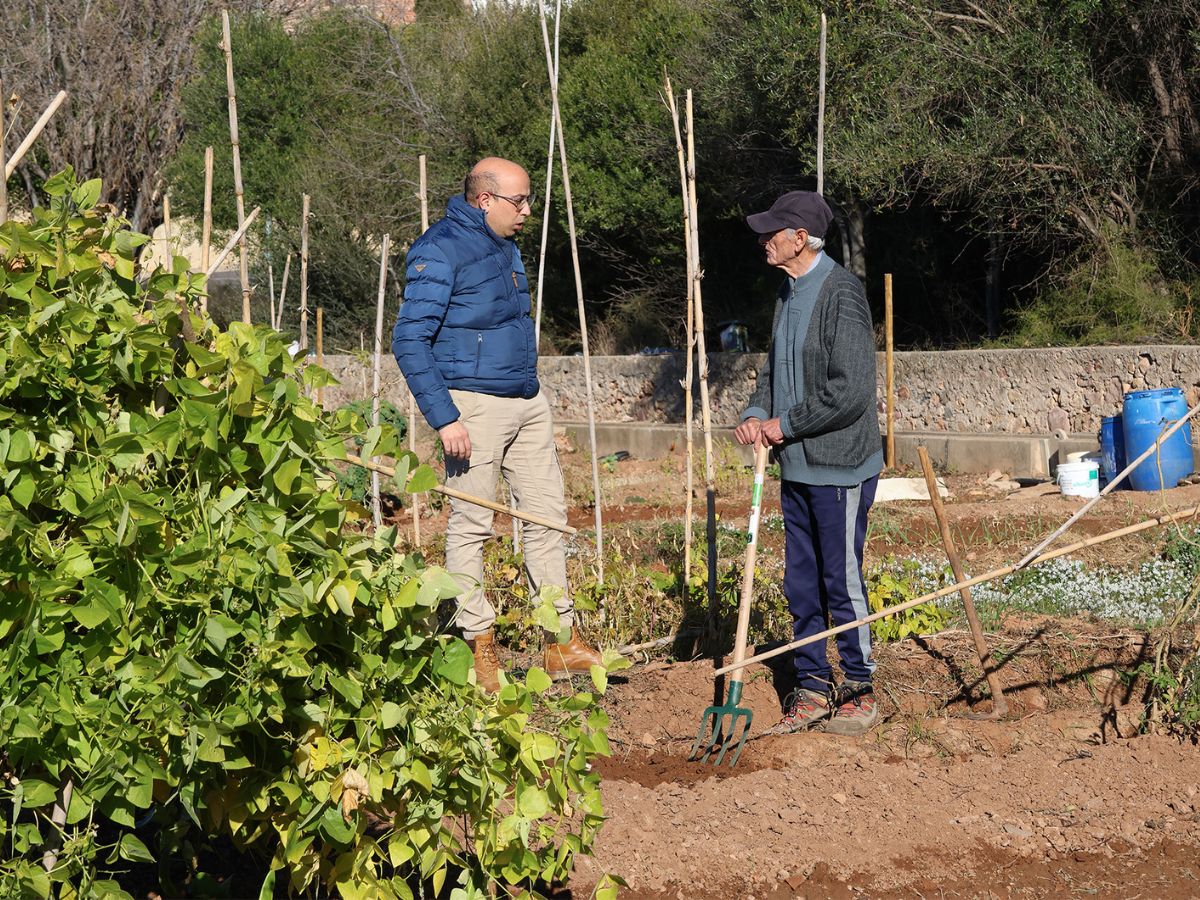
[343,453,577,535]
[729,443,769,680]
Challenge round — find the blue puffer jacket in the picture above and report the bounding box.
[392,195,538,430]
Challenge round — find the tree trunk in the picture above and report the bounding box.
[845,199,867,282]
[985,229,1001,339]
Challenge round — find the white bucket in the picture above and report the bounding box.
[1058,460,1100,498]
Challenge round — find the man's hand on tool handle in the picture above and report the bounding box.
[439,421,472,459]
[734,416,785,447]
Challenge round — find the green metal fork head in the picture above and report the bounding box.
[688,681,753,767]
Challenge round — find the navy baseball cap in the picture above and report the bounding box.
[746,191,834,238]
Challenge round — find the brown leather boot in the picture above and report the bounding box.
[467,631,503,693]
[544,627,605,680]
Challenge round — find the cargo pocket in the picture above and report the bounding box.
[446,445,494,483]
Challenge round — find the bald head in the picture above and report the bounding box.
[465,157,532,238]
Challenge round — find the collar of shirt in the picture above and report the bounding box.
[787,250,826,293]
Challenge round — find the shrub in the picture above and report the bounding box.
[0,171,620,898]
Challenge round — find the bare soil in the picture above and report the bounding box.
[396,443,1200,897]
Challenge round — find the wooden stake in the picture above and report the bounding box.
[686,89,718,629]
[885,272,895,468]
[344,454,577,535]
[371,233,392,532]
[664,73,695,585]
[299,193,310,350]
[715,502,1200,678]
[276,252,291,331]
[200,146,214,304]
[538,0,604,584]
[315,306,324,407]
[0,79,8,225]
[205,206,260,278]
[918,446,1008,717]
[409,163,428,545]
[4,90,67,179]
[221,11,252,324]
[533,0,562,351]
[817,12,827,195]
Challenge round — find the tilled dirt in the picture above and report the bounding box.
[569,625,1200,898]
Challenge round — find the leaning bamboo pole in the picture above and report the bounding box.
[205,206,260,278]
[275,253,291,331]
[4,90,67,180]
[685,90,718,626]
[538,0,604,584]
[200,146,214,308]
[299,193,310,350]
[663,74,695,585]
[221,11,252,324]
[371,233,392,532]
[816,12,827,195]
[533,0,562,350]
[714,502,1200,678]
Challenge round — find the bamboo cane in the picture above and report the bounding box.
[221,11,252,325]
[205,206,260,278]
[344,454,577,535]
[200,146,214,308]
[4,90,67,179]
[817,12,827,195]
[0,79,7,225]
[663,73,695,585]
[371,233,392,532]
[713,502,1200,678]
[885,273,895,468]
[410,160,428,545]
[267,263,276,332]
[918,446,1008,716]
[299,193,310,351]
[538,0,604,584]
[276,253,291,331]
[315,307,324,407]
[685,90,718,631]
[162,195,172,263]
[533,0,562,351]
[1015,399,1200,568]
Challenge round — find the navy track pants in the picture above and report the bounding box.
[781,476,878,692]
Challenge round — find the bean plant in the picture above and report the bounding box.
[0,171,621,898]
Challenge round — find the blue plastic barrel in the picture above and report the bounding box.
[1099,415,1125,487]
[1122,388,1194,491]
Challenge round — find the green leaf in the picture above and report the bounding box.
[9,475,34,509]
[72,178,103,209]
[526,667,553,694]
[534,587,563,632]
[18,780,58,809]
[258,871,277,900]
[273,458,302,494]
[118,834,155,864]
[406,464,438,493]
[436,638,472,686]
[589,664,608,694]
[517,786,549,819]
[381,701,403,729]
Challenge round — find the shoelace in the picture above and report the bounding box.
[783,693,828,722]
[478,642,500,666]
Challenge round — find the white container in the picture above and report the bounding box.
[1058,460,1100,498]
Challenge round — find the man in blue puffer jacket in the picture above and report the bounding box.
[392,157,603,692]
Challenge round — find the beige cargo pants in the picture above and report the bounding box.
[445,388,573,639]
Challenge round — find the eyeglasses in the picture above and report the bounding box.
[489,191,536,211]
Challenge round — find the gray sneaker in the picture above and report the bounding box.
[824,685,879,736]
[768,688,833,734]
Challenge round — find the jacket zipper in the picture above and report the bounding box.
[474,332,483,377]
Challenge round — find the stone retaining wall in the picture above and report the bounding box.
[322,345,1200,436]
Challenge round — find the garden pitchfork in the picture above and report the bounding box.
[690,442,768,767]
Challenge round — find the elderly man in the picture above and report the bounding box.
[392,157,602,692]
[734,191,883,736]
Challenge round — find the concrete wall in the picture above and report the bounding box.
[324,345,1200,436]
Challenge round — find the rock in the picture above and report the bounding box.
[1111,703,1143,739]
[640,732,657,748]
[1003,824,1033,838]
[831,792,847,806]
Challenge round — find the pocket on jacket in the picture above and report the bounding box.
[473,332,483,377]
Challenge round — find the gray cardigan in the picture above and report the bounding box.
[743,259,882,480]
